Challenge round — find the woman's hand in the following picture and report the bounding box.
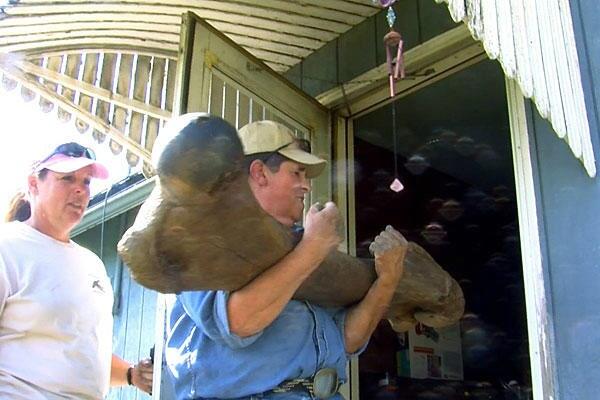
[130,358,153,394]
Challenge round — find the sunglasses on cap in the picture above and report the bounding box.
[263,138,311,164]
[39,142,96,164]
[295,138,311,152]
[272,138,311,153]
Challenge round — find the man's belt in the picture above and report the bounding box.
[270,368,339,399]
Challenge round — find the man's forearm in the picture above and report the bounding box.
[227,238,329,337]
[344,225,406,352]
[343,278,397,353]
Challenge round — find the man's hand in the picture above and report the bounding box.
[302,201,342,257]
[369,225,408,287]
[227,201,342,337]
[343,226,407,352]
[130,358,153,394]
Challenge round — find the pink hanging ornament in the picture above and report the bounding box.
[390,178,404,193]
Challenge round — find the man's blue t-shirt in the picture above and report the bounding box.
[165,291,355,399]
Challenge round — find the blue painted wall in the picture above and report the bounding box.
[527,107,600,399]
[524,1,600,398]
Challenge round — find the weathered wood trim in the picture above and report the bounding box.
[320,46,487,121]
[172,12,194,116]
[332,114,350,252]
[316,25,479,110]
[345,115,360,400]
[345,120,357,257]
[506,78,557,400]
[348,45,486,118]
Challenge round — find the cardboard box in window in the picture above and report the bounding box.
[396,323,463,381]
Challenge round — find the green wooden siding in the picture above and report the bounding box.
[75,207,155,400]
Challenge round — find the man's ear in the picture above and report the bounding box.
[248,160,269,186]
[27,175,39,195]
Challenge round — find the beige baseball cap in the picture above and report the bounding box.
[238,120,326,178]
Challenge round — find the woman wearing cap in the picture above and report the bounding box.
[0,142,153,399]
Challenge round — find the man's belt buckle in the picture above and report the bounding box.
[311,367,339,399]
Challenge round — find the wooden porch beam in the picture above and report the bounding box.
[316,25,480,110]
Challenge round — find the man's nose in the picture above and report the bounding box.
[301,177,311,191]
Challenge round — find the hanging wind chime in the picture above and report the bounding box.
[380,1,405,96]
[374,0,406,192]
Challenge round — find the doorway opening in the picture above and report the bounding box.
[352,59,532,399]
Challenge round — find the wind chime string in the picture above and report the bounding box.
[373,0,405,192]
[390,100,404,192]
[392,100,398,176]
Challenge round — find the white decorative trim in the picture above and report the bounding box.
[506,78,557,400]
[497,0,516,77]
[438,0,596,177]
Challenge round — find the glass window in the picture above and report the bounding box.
[354,60,532,400]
